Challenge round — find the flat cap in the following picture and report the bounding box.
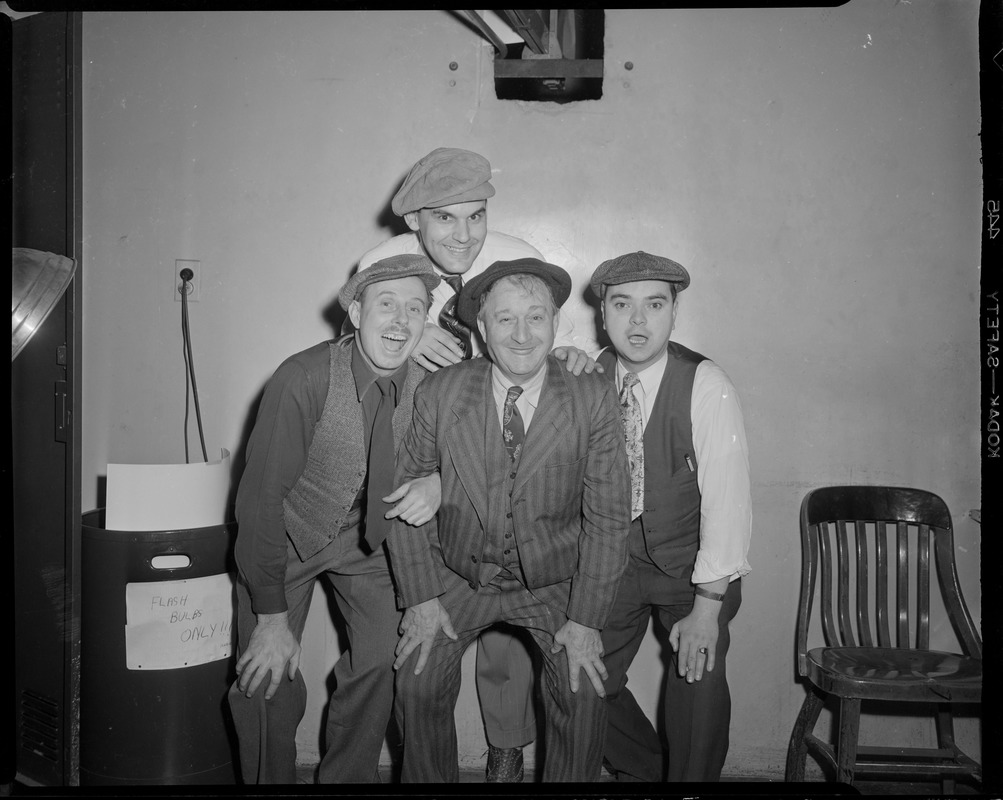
[589,251,691,297]
[391,147,496,216]
[339,253,441,310]
[458,257,571,328]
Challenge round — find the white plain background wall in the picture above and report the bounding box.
[80,5,982,776]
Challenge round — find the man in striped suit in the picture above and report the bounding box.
[386,258,631,782]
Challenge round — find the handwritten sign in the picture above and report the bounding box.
[124,573,235,670]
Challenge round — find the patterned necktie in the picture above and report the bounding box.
[438,274,472,359]
[502,385,525,462]
[620,372,645,520]
[364,376,396,549]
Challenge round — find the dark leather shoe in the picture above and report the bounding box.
[486,745,524,783]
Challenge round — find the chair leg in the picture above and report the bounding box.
[835,697,861,786]
[935,704,956,794]
[785,686,825,782]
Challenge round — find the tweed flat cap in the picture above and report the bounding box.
[457,258,572,328]
[391,147,496,216]
[589,251,691,297]
[339,254,441,310]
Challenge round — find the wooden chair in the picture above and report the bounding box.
[785,486,981,790]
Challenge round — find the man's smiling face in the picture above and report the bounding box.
[349,276,429,375]
[405,201,488,275]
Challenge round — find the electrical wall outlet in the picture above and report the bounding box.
[174,259,201,302]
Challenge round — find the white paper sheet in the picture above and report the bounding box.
[105,449,231,531]
[124,573,235,670]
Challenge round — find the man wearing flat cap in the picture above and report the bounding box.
[589,252,752,782]
[385,258,631,782]
[228,255,445,783]
[360,147,595,780]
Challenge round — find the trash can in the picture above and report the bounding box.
[80,510,238,785]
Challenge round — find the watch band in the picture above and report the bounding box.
[694,585,725,602]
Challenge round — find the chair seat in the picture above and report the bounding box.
[807,647,982,702]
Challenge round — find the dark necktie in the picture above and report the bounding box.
[619,372,645,520]
[365,376,396,549]
[502,386,525,463]
[438,274,473,359]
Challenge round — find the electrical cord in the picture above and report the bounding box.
[180,268,209,463]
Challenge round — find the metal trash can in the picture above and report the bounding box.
[80,510,238,785]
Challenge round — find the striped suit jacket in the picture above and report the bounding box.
[386,354,631,630]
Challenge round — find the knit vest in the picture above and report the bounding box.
[282,337,424,562]
[599,342,706,578]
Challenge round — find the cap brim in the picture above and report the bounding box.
[458,260,571,328]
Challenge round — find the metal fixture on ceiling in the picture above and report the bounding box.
[463,9,604,86]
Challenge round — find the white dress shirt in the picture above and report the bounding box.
[616,350,752,584]
[490,362,547,433]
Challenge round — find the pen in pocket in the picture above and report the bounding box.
[684,454,695,472]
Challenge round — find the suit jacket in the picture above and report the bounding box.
[386,354,631,629]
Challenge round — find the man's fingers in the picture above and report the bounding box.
[682,644,711,682]
[382,483,409,504]
[677,643,692,677]
[418,331,464,363]
[584,663,607,698]
[412,354,440,372]
[383,498,411,520]
[441,617,458,641]
[242,662,267,697]
[413,641,432,675]
[393,637,418,671]
[264,669,284,701]
[567,663,580,694]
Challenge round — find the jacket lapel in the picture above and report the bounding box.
[513,357,572,494]
[444,364,491,525]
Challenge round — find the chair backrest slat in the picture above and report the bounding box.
[916,524,931,650]
[794,512,818,675]
[875,520,891,647]
[896,520,910,647]
[817,523,840,645]
[835,521,856,647]
[854,520,873,646]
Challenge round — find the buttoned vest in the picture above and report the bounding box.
[599,342,706,578]
[480,392,524,584]
[283,337,424,562]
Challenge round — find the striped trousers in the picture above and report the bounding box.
[395,574,607,782]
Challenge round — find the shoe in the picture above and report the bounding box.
[486,745,524,783]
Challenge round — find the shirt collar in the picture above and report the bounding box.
[616,349,668,398]
[491,360,547,411]
[351,338,408,402]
